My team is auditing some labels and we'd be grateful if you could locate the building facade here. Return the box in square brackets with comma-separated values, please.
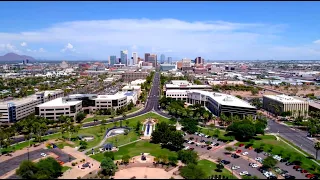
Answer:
[122, 71, 149, 82]
[145, 53, 150, 63]
[120, 50, 128, 66]
[0, 90, 64, 123]
[166, 90, 257, 117]
[263, 94, 309, 117]
[160, 54, 165, 64]
[132, 52, 138, 65]
[110, 55, 117, 66]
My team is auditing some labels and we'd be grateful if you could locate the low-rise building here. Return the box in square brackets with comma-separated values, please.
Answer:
[0, 90, 64, 123]
[122, 71, 149, 82]
[35, 97, 82, 120]
[166, 89, 256, 117]
[263, 94, 309, 117]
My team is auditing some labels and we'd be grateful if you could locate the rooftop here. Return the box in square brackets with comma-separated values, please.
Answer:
[37, 97, 82, 107]
[263, 94, 306, 103]
[95, 93, 126, 100]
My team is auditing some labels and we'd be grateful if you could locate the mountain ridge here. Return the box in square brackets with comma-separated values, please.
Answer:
[0, 53, 36, 61]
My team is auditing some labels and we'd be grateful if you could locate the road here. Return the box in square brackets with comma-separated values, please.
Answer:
[267, 120, 316, 158]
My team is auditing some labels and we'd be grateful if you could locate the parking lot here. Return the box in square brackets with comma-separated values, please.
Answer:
[0, 148, 75, 177]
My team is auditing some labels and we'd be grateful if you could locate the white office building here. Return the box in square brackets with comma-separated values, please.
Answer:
[35, 97, 82, 120]
[166, 90, 257, 117]
[0, 90, 64, 123]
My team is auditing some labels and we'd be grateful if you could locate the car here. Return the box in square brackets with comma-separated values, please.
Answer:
[214, 143, 220, 146]
[195, 132, 199, 135]
[207, 136, 211, 138]
[240, 171, 249, 176]
[280, 158, 289, 163]
[184, 146, 190, 150]
[264, 152, 271, 156]
[207, 146, 212, 150]
[306, 174, 315, 178]
[190, 142, 195, 144]
[286, 162, 295, 166]
[263, 172, 273, 178]
[201, 145, 206, 148]
[190, 147, 195, 151]
[239, 144, 245, 147]
[255, 157, 262, 161]
[301, 169, 308, 173]
[274, 167, 282, 173]
[40, 153, 47, 157]
[205, 135, 209, 138]
[268, 175, 278, 179]
[251, 163, 259, 168]
[285, 175, 296, 179]
[200, 140, 206, 143]
[187, 141, 192, 144]
[220, 160, 230, 165]
[242, 152, 249, 156]
[310, 175, 319, 179]
[196, 143, 200, 146]
[293, 165, 300, 170]
[184, 140, 189, 143]
[236, 149, 242, 153]
[232, 165, 240, 170]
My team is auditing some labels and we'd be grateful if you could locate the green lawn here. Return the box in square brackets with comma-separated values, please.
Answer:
[5, 112, 169, 153]
[62, 166, 72, 173]
[198, 127, 235, 142]
[197, 160, 237, 179]
[91, 140, 178, 162]
[83, 107, 142, 123]
[56, 141, 75, 149]
[235, 135, 320, 175]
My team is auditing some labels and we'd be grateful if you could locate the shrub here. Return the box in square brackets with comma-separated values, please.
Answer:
[72, 162, 76, 166]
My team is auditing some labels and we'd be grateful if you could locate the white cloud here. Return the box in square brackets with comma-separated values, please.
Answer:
[39, 48, 45, 52]
[0, 43, 20, 53]
[61, 43, 75, 52]
[314, 40, 320, 44]
[0, 18, 318, 59]
[20, 42, 27, 47]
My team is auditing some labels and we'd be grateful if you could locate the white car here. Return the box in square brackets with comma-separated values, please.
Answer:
[232, 166, 240, 170]
[184, 146, 190, 150]
[255, 157, 262, 161]
[273, 155, 282, 161]
[242, 152, 249, 156]
[251, 163, 259, 168]
[205, 135, 209, 138]
[195, 132, 199, 135]
[196, 143, 200, 146]
[40, 153, 47, 157]
[187, 141, 192, 144]
[263, 171, 274, 178]
[239, 171, 249, 176]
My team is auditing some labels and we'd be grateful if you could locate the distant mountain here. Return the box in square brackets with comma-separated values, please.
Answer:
[0, 53, 36, 61]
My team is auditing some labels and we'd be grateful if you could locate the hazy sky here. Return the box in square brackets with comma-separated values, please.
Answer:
[0, 2, 320, 60]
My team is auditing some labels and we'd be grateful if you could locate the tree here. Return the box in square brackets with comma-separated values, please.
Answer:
[180, 163, 206, 179]
[226, 121, 256, 140]
[101, 119, 107, 129]
[35, 157, 63, 179]
[104, 151, 115, 160]
[79, 140, 88, 150]
[251, 88, 259, 95]
[76, 112, 86, 123]
[216, 163, 224, 172]
[168, 156, 178, 166]
[262, 156, 277, 169]
[177, 150, 198, 165]
[125, 120, 129, 127]
[181, 118, 198, 134]
[121, 155, 130, 165]
[100, 157, 117, 176]
[314, 141, 320, 160]
[135, 121, 142, 132]
[16, 160, 38, 179]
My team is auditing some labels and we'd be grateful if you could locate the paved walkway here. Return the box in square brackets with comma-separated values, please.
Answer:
[59, 146, 100, 179]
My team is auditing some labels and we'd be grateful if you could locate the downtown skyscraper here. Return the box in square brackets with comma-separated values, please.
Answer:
[120, 50, 128, 65]
[160, 54, 165, 64]
[132, 52, 138, 65]
[109, 55, 117, 66]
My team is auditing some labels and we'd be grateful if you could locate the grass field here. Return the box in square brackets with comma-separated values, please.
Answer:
[91, 140, 178, 162]
[62, 166, 72, 173]
[197, 160, 237, 179]
[235, 135, 320, 175]
[4, 112, 169, 153]
[198, 127, 235, 142]
[83, 107, 142, 123]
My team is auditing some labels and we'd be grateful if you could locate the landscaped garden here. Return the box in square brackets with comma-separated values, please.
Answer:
[91, 140, 178, 161]
[3, 112, 169, 153]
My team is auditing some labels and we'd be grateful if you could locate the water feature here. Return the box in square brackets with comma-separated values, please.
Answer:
[144, 123, 153, 136]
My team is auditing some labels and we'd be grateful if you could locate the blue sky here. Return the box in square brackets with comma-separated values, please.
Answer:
[0, 2, 320, 60]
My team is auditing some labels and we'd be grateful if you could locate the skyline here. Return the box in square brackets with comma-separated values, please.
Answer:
[0, 2, 320, 60]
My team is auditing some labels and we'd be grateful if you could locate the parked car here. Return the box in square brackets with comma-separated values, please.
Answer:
[201, 145, 206, 148]
[184, 146, 190, 150]
[236, 149, 242, 153]
[301, 169, 308, 174]
[232, 165, 240, 170]
[284, 175, 296, 179]
[40, 153, 47, 157]
[285, 162, 295, 166]
[220, 160, 230, 165]
[231, 154, 240, 158]
[255, 157, 262, 161]
[207, 146, 212, 150]
[239, 144, 245, 147]
[242, 152, 249, 156]
[240, 171, 249, 176]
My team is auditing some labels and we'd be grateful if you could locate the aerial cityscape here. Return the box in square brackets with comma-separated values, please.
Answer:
[0, 1, 320, 180]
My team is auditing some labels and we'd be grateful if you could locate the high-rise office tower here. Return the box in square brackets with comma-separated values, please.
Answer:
[120, 50, 128, 65]
[167, 57, 172, 64]
[110, 55, 117, 66]
[145, 53, 150, 63]
[149, 54, 157, 67]
[160, 54, 165, 64]
[132, 52, 138, 65]
[195, 57, 203, 65]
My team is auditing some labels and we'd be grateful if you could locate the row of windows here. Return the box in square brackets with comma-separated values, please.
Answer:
[41, 112, 70, 116]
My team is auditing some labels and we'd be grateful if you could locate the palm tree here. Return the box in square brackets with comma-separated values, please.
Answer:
[315, 142, 320, 160]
